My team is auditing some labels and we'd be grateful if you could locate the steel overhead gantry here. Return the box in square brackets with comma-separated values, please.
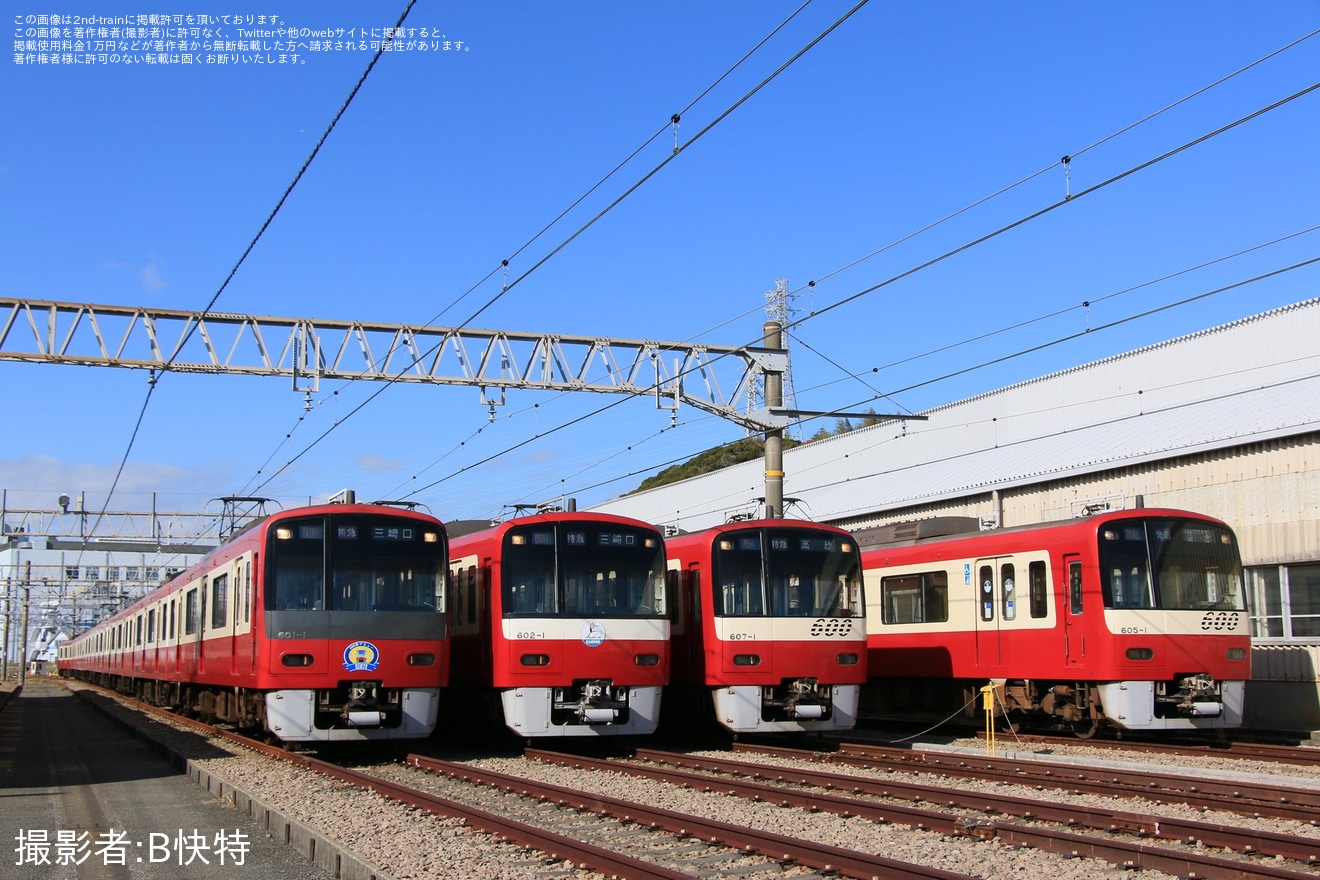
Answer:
[0, 297, 924, 517]
[0, 297, 837, 514]
[0, 296, 787, 424]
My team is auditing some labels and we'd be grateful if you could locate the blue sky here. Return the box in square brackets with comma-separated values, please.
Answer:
[3, 2, 1318, 530]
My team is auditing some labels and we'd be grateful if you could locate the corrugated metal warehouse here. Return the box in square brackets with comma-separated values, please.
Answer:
[591, 298, 1320, 732]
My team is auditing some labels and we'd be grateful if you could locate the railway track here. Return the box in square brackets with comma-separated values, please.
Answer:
[800, 740, 1320, 822]
[56, 681, 1320, 880]
[522, 746, 1320, 880]
[939, 730, 1320, 768]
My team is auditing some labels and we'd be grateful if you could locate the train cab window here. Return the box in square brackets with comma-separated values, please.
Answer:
[269, 525, 326, 611]
[211, 574, 228, 629]
[184, 589, 199, 635]
[879, 571, 948, 624]
[501, 524, 665, 618]
[1029, 561, 1048, 618]
[1000, 563, 1016, 620]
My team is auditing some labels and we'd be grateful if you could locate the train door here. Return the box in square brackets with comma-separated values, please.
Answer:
[247, 558, 258, 677]
[479, 563, 493, 678]
[197, 577, 208, 675]
[1063, 555, 1085, 667]
[973, 558, 1006, 668]
[685, 566, 705, 681]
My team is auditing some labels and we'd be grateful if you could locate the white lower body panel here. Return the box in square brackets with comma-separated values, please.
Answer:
[500, 685, 661, 737]
[712, 684, 860, 734]
[264, 688, 439, 742]
[1095, 680, 1245, 731]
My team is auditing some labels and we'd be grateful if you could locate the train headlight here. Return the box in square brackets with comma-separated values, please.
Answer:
[276, 527, 293, 540]
[423, 531, 439, 543]
[1125, 647, 1153, 661]
[407, 653, 436, 666]
[732, 654, 761, 666]
[520, 653, 551, 666]
[836, 653, 859, 665]
[281, 653, 314, 667]
[634, 653, 660, 666]
[1227, 647, 1247, 661]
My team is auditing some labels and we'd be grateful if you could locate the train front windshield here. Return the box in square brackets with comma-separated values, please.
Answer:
[501, 523, 667, 618]
[713, 528, 863, 618]
[1099, 517, 1245, 611]
[267, 514, 447, 612]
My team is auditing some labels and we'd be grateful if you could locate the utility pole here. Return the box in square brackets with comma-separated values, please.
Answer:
[18, 561, 29, 685]
[2, 571, 10, 680]
[762, 320, 785, 520]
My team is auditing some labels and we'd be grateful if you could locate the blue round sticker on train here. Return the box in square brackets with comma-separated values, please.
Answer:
[580, 621, 606, 647]
[342, 641, 381, 671]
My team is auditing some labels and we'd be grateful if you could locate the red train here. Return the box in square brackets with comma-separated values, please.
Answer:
[58, 499, 449, 742]
[664, 519, 867, 734]
[445, 509, 669, 737]
[855, 508, 1250, 736]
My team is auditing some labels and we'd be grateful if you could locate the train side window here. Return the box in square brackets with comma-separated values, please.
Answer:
[1068, 561, 1083, 614]
[169, 598, 176, 640]
[979, 565, 995, 621]
[463, 566, 475, 624]
[136, 615, 143, 646]
[243, 561, 251, 623]
[1000, 563, 1016, 620]
[211, 574, 228, 629]
[880, 571, 947, 624]
[184, 589, 199, 635]
[1028, 561, 1048, 618]
[147, 609, 155, 643]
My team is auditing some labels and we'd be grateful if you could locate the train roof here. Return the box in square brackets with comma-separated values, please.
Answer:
[853, 507, 1233, 551]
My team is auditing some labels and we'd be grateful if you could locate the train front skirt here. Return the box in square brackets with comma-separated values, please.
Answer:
[265, 687, 440, 741]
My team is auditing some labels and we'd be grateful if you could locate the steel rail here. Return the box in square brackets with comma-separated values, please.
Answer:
[629, 747, 1320, 865]
[807, 742, 1320, 821]
[964, 731, 1320, 769]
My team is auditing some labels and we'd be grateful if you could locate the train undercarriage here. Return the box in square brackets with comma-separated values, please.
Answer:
[863, 672, 1243, 737]
[60, 670, 438, 741]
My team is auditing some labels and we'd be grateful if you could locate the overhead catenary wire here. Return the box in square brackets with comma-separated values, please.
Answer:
[790, 223, 1320, 401]
[85, 0, 420, 549]
[239, 1, 826, 501]
[437, 82, 1320, 513]
[244, 20, 1317, 515]
[245, 1, 874, 499]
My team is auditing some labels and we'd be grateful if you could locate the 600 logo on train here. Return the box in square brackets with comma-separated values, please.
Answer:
[58, 499, 449, 743]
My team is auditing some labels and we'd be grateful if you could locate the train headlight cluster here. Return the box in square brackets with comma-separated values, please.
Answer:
[281, 653, 314, 667]
[1227, 647, 1247, 660]
[836, 653, 859, 665]
[519, 653, 551, 666]
[732, 654, 761, 666]
[406, 653, 436, 666]
[634, 653, 660, 666]
[1125, 647, 1154, 660]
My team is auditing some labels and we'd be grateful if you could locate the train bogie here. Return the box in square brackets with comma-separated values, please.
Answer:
[665, 520, 867, 735]
[857, 509, 1250, 736]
